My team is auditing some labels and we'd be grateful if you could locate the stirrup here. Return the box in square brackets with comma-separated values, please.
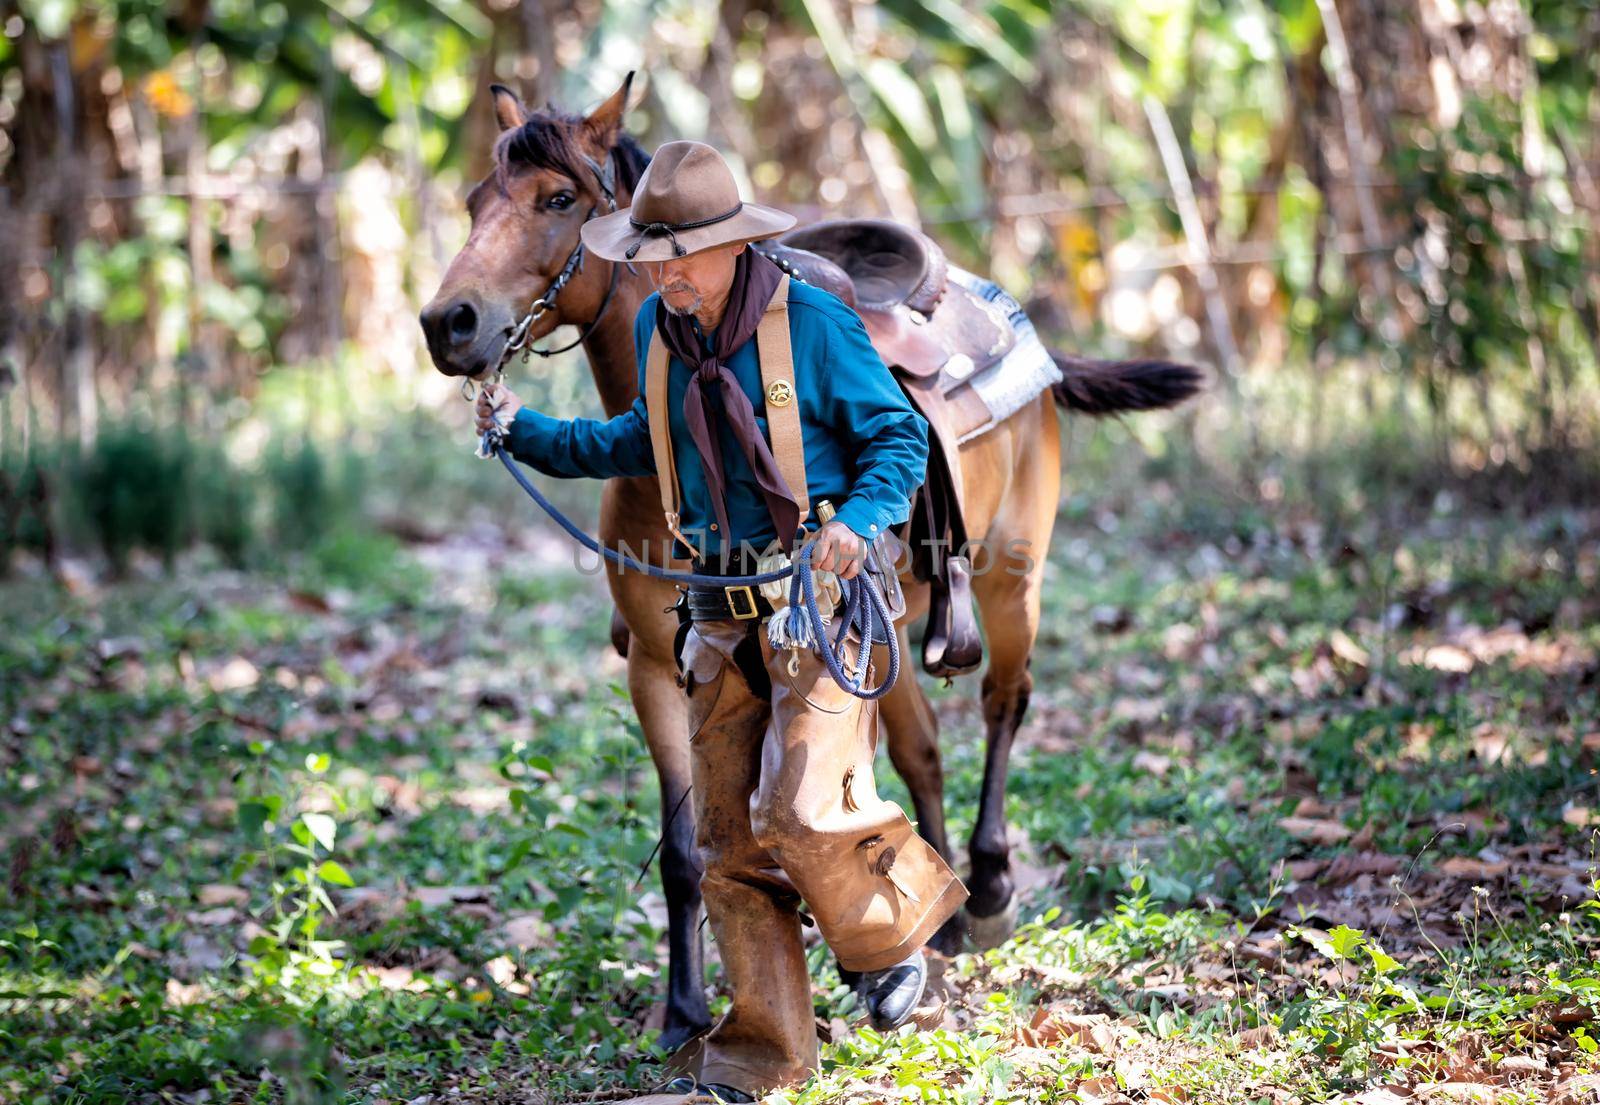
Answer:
[921, 555, 983, 679]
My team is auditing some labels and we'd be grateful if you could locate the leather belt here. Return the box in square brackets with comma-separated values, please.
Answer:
[680, 547, 772, 623]
[680, 547, 845, 623]
[686, 582, 777, 622]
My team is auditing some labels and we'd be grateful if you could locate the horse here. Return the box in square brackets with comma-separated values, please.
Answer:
[420, 74, 1200, 1051]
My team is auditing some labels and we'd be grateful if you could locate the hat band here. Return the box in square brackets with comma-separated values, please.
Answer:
[625, 201, 745, 260]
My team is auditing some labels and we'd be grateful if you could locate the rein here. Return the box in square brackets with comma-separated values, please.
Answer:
[474, 421, 900, 700]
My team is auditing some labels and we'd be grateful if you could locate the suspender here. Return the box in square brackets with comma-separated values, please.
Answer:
[755, 275, 810, 527]
[645, 273, 811, 554]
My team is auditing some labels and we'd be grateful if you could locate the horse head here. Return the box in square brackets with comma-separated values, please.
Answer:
[419, 73, 648, 377]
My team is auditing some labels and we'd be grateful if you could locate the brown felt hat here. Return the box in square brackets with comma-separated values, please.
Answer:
[581, 140, 795, 263]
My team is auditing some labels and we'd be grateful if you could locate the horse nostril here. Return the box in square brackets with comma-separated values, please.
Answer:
[445, 302, 478, 344]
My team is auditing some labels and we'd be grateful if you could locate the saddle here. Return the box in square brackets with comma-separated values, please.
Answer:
[756, 219, 1051, 680]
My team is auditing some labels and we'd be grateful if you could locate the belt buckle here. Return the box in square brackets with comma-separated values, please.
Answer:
[724, 583, 759, 620]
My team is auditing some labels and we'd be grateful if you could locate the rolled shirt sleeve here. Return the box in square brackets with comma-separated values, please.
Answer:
[820, 306, 930, 540]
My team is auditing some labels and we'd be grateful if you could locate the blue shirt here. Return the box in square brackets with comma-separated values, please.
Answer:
[505, 280, 930, 558]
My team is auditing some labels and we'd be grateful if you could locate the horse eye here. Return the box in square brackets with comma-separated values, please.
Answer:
[547, 192, 575, 210]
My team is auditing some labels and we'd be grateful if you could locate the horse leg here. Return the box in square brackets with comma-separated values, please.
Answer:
[964, 400, 1059, 947]
[873, 609, 961, 953]
[627, 633, 711, 1051]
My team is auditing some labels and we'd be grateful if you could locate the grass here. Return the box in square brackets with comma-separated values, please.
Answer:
[3, 422, 1599, 1103]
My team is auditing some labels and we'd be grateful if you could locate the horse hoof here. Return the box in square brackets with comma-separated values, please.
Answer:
[965, 896, 1019, 951]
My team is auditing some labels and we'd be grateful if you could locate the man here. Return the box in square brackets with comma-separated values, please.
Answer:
[475, 140, 967, 1101]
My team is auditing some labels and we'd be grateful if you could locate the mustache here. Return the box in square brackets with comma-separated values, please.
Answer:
[663, 281, 697, 294]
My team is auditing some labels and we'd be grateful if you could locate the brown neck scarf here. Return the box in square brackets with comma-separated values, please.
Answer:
[655, 247, 801, 555]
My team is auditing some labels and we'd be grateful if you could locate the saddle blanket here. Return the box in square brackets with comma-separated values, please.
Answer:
[946, 267, 1062, 444]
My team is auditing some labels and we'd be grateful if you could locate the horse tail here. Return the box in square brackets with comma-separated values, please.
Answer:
[1048, 351, 1205, 416]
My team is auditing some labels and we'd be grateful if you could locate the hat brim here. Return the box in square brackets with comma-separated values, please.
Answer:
[581, 201, 797, 263]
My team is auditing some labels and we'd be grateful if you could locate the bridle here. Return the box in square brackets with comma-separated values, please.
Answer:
[473, 148, 624, 389]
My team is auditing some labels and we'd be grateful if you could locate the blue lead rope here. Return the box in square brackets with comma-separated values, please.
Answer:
[483, 432, 900, 700]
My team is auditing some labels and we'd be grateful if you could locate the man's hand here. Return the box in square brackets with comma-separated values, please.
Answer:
[475, 382, 524, 434]
[810, 519, 866, 580]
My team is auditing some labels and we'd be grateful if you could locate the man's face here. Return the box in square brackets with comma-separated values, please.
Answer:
[646, 242, 744, 317]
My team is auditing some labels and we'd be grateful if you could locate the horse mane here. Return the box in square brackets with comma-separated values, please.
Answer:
[490, 105, 651, 199]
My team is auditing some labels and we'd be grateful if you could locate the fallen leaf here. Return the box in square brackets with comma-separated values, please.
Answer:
[1280, 816, 1353, 845]
[1402, 645, 1475, 674]
[1438, 856, 1509, 880]
[1330, 629, 1370, 668]
[207, 657, 260, 692]
[413, 885, 492, 908]
[1497, 1054, 1545, 1074]
[1411, 1084, 1494, 1102]
[187, 907, 238, 926]
[1346, 1089, 1412, 1105]
[1551, 1074, 1600, 1105]
[1076, 1075, 1120, 1101]
[1031, 1009, 1119, 1052]
[1233, 1025, 1279, 1049]
[1132, 750, 1172, 777]
[197, 884, 249, 907]
[500, 913, 551, 951]
[165, 977, 205, 1006]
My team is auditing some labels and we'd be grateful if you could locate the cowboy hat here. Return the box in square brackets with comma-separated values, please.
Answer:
[581, 140, 795, 263]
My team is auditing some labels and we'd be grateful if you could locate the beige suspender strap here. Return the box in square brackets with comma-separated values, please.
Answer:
[645, 331, 691, 550]
[755, 274, 811, 534]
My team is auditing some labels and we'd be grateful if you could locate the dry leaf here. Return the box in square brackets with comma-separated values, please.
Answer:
[197, 884, 249, 907]
[1280, 816, 1353, 845]
[1132, 750, 1172, 777]
[1551, 1074, 1600, 1105]
[165, 977, 205, 1006]
[1076, 1075, 1120, 1101]
[1233, 1025, 1279, 1049]
[207, 657, 260, 692]
[1346, 1089, 1412, 1105]
[1437, 856, 1509, 880]
[411, 885, 492, 908]
[187, 907, 238, 926]
[1402, 645, 1475, 674]
[1031, 1009, 1119, 1052]
[1330, 629, 1370, 668]
[1411, 1083, 1494, 1102]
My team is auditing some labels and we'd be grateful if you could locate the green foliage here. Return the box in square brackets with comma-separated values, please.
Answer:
[188, 440, 260, 568]
[265, 440, 336, 550]
[233, 746, 357, 994]
[0, 447, 56, 567]
[72, 423, 192, 573]
[4, 454, 1599, 1100]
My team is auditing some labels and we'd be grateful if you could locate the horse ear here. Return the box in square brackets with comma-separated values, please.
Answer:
[582, 71, 635, 145]
[491, 83, 526, 132]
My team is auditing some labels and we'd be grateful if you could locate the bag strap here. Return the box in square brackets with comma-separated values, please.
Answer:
[755, 274, 811, 538]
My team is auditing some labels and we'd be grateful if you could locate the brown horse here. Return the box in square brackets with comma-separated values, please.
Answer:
[420, 75, 1199, 1051]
